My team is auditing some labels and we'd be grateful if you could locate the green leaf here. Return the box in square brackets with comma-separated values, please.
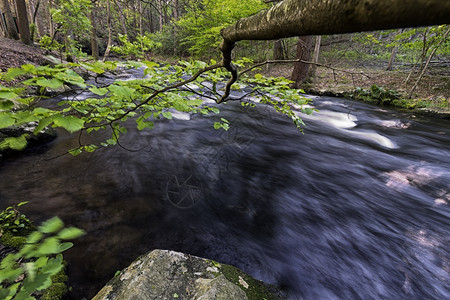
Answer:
[41, 254, 63, 275]
[0, 99, 14, 110]
[22, 272, 53, 292]
[108, 85, 135, 100]
[0, 113, 16, 129]
[143, 61, 159, 68]
[0, 267, 23, 283]
[33, 117, 53, 135]
[21, 64, 36, 73]
[162, 111, 172, 119]
[36, 237, 60, 255]
[57, 227, 85, 240]
[52, 115, 84, 133]
[35, 257, 49, 269]
[68, 148, 82, 156]
[0, 90, 18, 100]
[57, 242, 74, 252]
[0, 135, 27, 151]
[80, 63, 105, 74]
[26, 231, 43, 244]
[89, 87, 109, 96]
[35, 78, 64, 89]
[55, 69, 86, 88]
[38, 217, 64, 234]
[32, 107, 53, 115]
[2, 67, 27, 81]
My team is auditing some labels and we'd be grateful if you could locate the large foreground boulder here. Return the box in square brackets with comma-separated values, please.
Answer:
[93, 249, 284, 300]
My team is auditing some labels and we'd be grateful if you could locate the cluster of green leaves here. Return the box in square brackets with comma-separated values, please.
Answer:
[51, 0, 92, 37]
[0, 216, 85, 299]
[351, 85, 401, 105]
[391, 25, 450, 58]
[322, 25, 450, 65]
[246, 74, 315, 131]
[111, 34, 162, 59]
[176, 0, 268, 56]
[0, 63, 89, 151]
[0, 202, 32, 236]
[38, 36, 64, 52]
[1, 58, 312, 154]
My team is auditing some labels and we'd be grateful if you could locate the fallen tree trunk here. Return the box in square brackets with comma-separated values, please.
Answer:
[221, 0, 449, 43]
[217, 0, 450, 102]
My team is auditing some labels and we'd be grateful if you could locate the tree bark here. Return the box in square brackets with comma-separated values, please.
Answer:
[46, 0, 53, 38]
[221, 0, 450, 43]
[15, 0, 33, 45]
[291, 36, 313, 88]
[1, 0, 19, 39]
[103, 0, 113, 61]
[309, 35, 321, 78]
[158, 0, 163, 31]
[90, 1, 98, 60]
[273, 39, 284, 60]
[386, 45, 399, 71]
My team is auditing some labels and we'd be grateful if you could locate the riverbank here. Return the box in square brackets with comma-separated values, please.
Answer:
[263, 62, 449, 117]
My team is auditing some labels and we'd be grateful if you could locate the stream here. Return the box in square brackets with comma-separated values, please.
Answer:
[0, 79, 449, 299]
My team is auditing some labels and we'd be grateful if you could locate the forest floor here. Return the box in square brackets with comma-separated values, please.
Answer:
[0, 37, 50, 71]
[263, 61, 450, 114]
[1, 37, 449, 115]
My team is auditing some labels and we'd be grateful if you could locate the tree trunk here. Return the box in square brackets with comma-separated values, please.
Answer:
[291, 36, 313, 88]
[309, 35, 321, 78]
[386, 29, 403, 71]
[138, 0, 143, 36]
[1, 0, 19, 39]
[90, 1, 98, 60]
[15, 0, 33, 45]
[173, 0, 178, 20]
[158, 0, 163, 31]
[172, 0, 179, 55]
[221, 0, 450, 43]
[273, 39, 284, 60]
[47, 0, 53, 38]
[103, 0, 113, 61]
[32, 0, 44, 38]
[386, 45, 399, 71]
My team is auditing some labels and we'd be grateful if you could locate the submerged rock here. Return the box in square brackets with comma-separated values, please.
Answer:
[93, 249, 284, 300]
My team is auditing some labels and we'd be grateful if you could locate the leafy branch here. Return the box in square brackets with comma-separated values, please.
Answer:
[1, 58, 313, 155]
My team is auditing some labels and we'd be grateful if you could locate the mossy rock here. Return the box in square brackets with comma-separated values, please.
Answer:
[93, 249, 285, 300]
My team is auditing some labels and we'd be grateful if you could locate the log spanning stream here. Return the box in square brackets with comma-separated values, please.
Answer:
[0, 73, 449, 299]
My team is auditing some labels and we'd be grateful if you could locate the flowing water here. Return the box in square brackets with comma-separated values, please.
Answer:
[0, 82, 449, 299]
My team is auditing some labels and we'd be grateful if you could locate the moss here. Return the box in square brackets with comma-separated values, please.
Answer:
[0, 231, 27, 248]
[209, 260, 285, 300]
[41, 282, 68, 300]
